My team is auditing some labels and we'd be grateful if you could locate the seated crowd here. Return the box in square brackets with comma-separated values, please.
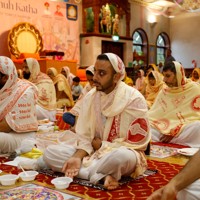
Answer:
[1, 53, 200, 198]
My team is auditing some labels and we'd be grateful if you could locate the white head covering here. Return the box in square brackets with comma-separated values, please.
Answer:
[86, 65, 94, 75]
[173, 61, 187, 87]
[25, 58, 41, 83]
[0, 56, 37, 121]
[104, 53, 125, 81]
[0, 56, 18, 92]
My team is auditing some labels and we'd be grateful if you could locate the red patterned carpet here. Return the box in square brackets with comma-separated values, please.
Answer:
[0, 157, 183, 200]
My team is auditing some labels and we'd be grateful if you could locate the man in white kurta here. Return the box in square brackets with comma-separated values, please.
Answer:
[0, 56, 38, 153]
[43, 53, 151, 190]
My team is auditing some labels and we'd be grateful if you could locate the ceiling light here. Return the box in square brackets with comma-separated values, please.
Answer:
[147, 14, 157, 23]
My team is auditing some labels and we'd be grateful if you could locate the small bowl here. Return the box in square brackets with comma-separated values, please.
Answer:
[51, 177, 73, 189]
[0, 174, 19, 186]
[19, 171, 38, 181]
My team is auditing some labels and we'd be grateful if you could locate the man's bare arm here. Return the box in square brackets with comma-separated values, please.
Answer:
[170, 149, 200, 192]
[147, 150, 200, 200]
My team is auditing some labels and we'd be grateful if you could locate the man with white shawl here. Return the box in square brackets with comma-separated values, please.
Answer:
[148, 61, 200, 147]
[0, 56, 38, 153]
[23, 58, 57, 122]
[43, 53, 151, 190]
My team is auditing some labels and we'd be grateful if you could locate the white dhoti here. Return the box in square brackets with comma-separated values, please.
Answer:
[43, 144, 137, 184]
[177, 179, 200, 200]
[151, 121, 200, 148]
[0, 132, 35, 154]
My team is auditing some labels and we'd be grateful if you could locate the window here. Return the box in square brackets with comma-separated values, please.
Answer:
[133, 31, 143, 55]
[156, 33, 170, 65]
[132, 29, 148, 66]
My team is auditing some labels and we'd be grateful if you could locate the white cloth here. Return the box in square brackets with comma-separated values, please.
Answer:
[81, 82, 93, 97]
[177, 179, 200, 200]
[43, 54, 150, 183]
[0, 132, 35, 154]
[44, 144, 137, 184]
[25, 58, 57, 112]
[36, 104, 56, 122]
[151, 119, 200, 148]
[148, 61, 200, 147]
[44, 82, 150, 182]
[75, 82, 150, 155]
[62, 66, 75, 88]
[5, 86, 38, 132]
[86, 65, 94, 75]
[104, 53, 125, 81]
[0, 56, 38, 153]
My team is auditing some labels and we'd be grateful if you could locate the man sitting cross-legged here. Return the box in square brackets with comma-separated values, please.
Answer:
[148, 61, 200, 147]
[42, 53, 151, 190]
